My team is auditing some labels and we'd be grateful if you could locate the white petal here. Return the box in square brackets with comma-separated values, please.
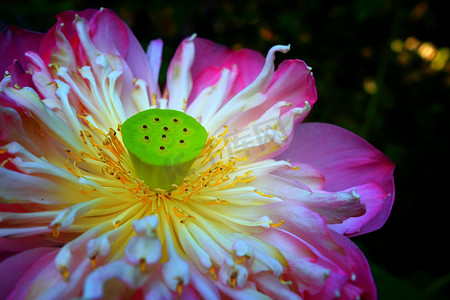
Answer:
[167, 35, 195, 111]
[162, 255, 190, 291]
[204, 45, 290, 134]
[146, 38, 163, 99]
[83, 260, 148, 299]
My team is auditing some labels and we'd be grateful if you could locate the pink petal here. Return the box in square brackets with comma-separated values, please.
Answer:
[89, 9, 154, 91]
[287, 257, 331, 295]
[38, 9, 97, 64]
[0, 236, 58, 252]
[272, 162, 325, 190]
[260, 201, 351, 274]
[0, 247, 54, 299]
[0, 26, 43, 78]
[189, 265, 220, 300]
[213, 281, 271, 300]
[278, 122, 395, 236]
[188, 38, 265, 106]
[331, 230, 376, 299]
[246, 59, 317, 126]
[329, 182, 387, 235]
[252, 271, 302, 300]
[166, 36, 195, 110]
[267, 60, 317, 109]
[6, 248, 59, 299]
[38, 10, 96, 65]
[146, 39, 163, 98]
[0, 27, 43, 102]
[257, 228, 317, 261]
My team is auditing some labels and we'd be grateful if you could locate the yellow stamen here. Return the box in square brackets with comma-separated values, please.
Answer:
[173, 207, 188, 218]
[52, 224, 60, 237]
[65, 148, 83, 162]
[279, 276, 292, 285]
[60, 266, 70, 281]
[80, 188, 96, 194]
[228, 275, 237, 288]
[183, 193, 192, 203]
[231, 154, 249, 161]
[80, 151, 98, 161]
[201, 138, 230, 167]
[177, 282, 183, 296]
[291, 166, 300, 170]
[152, 93, 157, 106]
[270, 220, 285, 228]
[114, 221, 120, 229]
[254, 190, 275, 198]
[90, 257, 96, 269]
[210, 266, 218, 280]
[79, 130, 87, 144]
[65, 159, 81, 178]
[1, 159, 10, 168]
[203, 199, 229, 205]
[232, 252, 247, 264]
[140, 258, 146, 273]
[180, 216, 195, 224]
[219, 125, 229, 137]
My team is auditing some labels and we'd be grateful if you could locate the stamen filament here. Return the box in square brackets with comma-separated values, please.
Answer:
[270, 220, 285, 228]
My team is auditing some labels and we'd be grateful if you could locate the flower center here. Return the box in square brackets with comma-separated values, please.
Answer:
[121, 109, 208, 191]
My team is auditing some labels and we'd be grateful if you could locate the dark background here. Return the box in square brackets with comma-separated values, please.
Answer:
[1, 0, 449, 298]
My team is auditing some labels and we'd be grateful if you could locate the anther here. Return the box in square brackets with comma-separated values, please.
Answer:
[140, 258, 146, 272]
[210, 266, 218, 280]
[279, 276, 292, 285]
[228, 273, 238, 288]
[270, 220, 285, 228]
[60, 266, 70, 281]
[114, 221, 120, 229]
[177, 281, 183, 296]
[52, 223, 61, 237]
[90, 257, 96, 269]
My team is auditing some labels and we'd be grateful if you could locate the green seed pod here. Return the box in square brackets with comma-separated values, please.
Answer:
[121, 109, 208, 191]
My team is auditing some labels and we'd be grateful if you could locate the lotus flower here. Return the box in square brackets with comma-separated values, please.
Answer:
[0, 8, 394, 300]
